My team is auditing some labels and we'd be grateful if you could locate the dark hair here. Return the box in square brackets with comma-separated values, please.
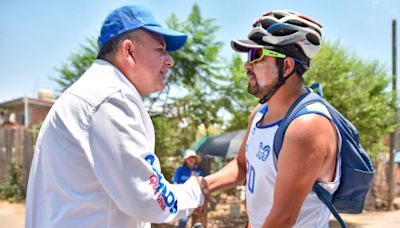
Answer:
[97, 30, 140, 63]
[274, 44, 310, 77]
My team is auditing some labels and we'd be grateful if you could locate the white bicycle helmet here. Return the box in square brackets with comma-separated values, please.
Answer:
[233, 10, 322, 59]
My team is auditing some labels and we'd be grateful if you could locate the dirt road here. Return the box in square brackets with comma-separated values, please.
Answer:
[0, 201, 24, 228]
[1, 200, 400, 228]
[330, 210, 400, 228]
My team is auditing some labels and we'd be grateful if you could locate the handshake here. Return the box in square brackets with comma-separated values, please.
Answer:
[191, 175, 210, 214]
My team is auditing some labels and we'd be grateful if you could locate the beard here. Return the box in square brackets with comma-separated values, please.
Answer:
[247, 62, 280, 101]
[247, 67, 278, 99]
[247, 73, 267, 98]
[247, 81, 260, 97]
[247, 71, 261, 97]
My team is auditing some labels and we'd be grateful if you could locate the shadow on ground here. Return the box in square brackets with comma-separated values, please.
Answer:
[330, 220, 360, 228]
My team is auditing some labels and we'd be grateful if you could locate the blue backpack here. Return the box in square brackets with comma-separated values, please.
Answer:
[273, 91, 375, 228]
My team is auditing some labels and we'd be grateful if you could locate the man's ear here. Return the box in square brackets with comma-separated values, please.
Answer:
[283, 57, 296, 77]
[120, 39, 136, 64]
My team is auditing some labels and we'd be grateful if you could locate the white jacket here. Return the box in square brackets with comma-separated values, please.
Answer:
[25, 60, 204, 228]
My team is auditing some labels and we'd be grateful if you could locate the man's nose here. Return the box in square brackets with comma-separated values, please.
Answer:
[165, 54, 174, 67]
[244, 61, 252, 70]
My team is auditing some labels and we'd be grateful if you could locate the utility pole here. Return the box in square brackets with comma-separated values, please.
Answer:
[388, 19, 397, 211]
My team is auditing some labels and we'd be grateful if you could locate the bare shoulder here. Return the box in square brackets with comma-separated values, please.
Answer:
[283, 113, 337, 158]
[271, 114, 339, 222]
[287, 113, 336, 140]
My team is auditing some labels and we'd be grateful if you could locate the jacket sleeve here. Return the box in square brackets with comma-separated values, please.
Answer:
[85, 93, 204, 223]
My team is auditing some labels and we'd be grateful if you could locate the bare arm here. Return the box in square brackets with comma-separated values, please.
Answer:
[262, 114, 338, 227]
[204, 104, 261, 193]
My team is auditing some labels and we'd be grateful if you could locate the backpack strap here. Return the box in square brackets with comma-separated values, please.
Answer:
[273, 92, 321, 157]
[313, 184, 346, 228]
[273, 92, 347, 228]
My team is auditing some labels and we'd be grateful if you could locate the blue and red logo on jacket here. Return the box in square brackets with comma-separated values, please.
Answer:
[145, 154, 178, 214]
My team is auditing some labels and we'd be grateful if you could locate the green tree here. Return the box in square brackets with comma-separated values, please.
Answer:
[149, 4, 230, 174]
[305, 41, 396, 160]
[222, 54, 258, 131]
[150, 3, 225, 127]
[51, 38, 98, 93]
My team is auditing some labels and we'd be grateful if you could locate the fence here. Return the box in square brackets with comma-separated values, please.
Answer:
[0, 127, 35, 192]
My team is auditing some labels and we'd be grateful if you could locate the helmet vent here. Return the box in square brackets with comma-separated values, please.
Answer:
[287, 19, 308, 28]
[273, 12, 285, 19]
[306, 33, 320, 45]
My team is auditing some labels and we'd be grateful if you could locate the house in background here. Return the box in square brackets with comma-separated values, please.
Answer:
[0, 89, 54, 128]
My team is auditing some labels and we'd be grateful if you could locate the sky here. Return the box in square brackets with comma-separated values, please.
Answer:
[0, 0, 399, 103]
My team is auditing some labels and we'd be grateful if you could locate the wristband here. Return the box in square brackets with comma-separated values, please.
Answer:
[200, 177, 209, 195]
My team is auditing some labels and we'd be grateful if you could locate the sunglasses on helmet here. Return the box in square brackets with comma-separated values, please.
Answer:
[248, 48, 286, 64]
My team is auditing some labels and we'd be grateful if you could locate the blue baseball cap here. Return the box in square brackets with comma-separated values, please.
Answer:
[98, 5, 188, 51]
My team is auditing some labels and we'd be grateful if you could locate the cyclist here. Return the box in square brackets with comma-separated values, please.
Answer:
[203, 10, 339, 228]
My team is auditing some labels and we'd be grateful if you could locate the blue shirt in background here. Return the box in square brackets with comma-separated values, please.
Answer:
[171, 165, 204, 184]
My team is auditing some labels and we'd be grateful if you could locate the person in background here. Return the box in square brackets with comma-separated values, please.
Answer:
[172, 149, 204, 228]
[172, 150, 204, 185]
[25, 5, 207, 228]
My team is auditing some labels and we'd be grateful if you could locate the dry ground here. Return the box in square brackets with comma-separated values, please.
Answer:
[0, 201, 25, 228]
[2, 198, 400, 228]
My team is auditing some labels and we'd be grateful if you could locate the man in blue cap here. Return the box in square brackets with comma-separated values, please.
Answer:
[26, 5, 206, 228]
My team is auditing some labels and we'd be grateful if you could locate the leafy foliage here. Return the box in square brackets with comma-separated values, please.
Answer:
[51, 38, 98, 93]
[150, 3, 225, 130]
[222, 54, 258, 131]
[149, 4, 230, 175]
[0, 160, 25, 202]
[305, 41, 396, 159]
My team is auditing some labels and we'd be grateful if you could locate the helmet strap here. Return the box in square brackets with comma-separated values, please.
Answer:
[259, 58, 296, 104]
